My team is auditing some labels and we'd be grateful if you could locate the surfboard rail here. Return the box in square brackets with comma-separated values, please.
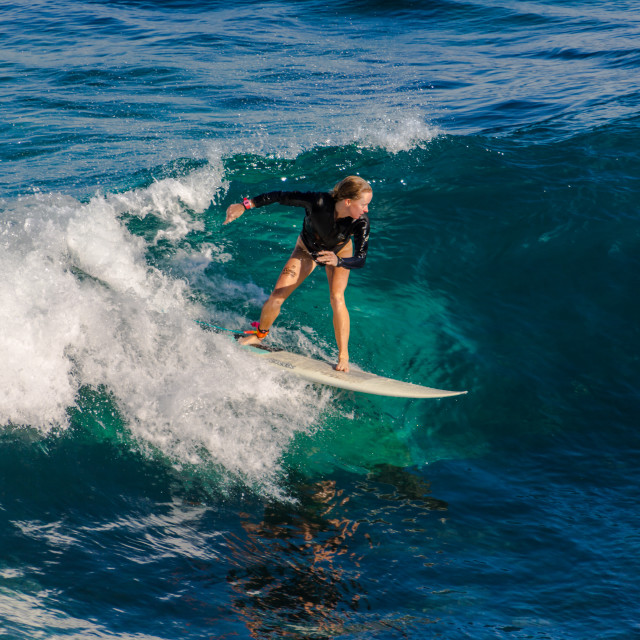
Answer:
[243, 344, 467, 399]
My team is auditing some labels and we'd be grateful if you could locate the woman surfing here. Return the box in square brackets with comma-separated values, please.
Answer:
[224, 176, 372, 372]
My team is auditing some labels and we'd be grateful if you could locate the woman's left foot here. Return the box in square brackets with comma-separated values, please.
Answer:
[335, 358, 350, 372]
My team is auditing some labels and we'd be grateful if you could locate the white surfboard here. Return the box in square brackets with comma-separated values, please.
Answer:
[242, 344, 467, 399]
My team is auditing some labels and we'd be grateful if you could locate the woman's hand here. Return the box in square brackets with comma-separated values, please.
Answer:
[224, 203, 245, 225]
[315, 250, 339, 266]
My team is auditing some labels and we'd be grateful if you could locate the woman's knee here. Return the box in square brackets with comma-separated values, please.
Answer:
[267, 290, 288, 309]
[329, 291, 346, 310]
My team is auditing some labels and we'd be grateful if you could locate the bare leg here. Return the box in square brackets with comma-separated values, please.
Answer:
[240, 238, 316, 345]
[326, 242, 352, 371]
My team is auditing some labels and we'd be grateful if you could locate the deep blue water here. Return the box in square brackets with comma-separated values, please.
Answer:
[1, 0, 639, 638]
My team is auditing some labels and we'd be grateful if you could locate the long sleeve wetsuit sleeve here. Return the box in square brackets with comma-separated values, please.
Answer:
[251, 191, 313, 209]
[337, 216, 369, 269]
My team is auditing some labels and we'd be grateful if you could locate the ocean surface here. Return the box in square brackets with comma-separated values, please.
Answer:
[1, 0, 639, 637]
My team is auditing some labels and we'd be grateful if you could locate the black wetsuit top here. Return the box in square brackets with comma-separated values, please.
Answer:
[251, 191, 370, 270]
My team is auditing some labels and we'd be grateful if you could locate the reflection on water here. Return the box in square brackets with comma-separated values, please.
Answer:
[225, 479, 364, 638]
[224, 465, 446, 638]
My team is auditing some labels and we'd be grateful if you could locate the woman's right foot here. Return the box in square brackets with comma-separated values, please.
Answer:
[239, 334, 262, 346]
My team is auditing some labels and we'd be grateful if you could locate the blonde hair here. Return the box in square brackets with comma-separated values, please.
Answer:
[331, 176, 372, 202]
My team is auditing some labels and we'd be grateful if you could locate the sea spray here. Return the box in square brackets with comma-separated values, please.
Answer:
[0, 180, 329, 494]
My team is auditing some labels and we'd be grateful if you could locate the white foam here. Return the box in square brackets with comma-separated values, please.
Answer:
[354, 113, 441, 153]
[0, 167, 328, 495]
[215, 111, 440, 159]
[98, 151, 227, 245]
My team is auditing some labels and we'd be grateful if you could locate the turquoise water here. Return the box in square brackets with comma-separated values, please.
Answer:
[1, 1, 639, 638]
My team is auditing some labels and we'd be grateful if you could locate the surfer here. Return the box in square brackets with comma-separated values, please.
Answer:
[224, 176, 372, 372]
